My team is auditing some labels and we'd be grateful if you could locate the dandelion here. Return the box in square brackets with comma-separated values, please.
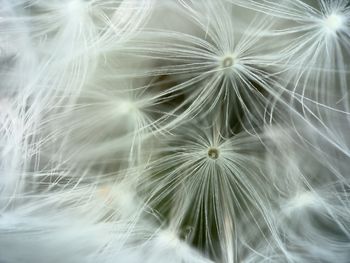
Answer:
[120, 0, 286, 132]
[1, 0, 350, 262]
[140, 120, 281, 262]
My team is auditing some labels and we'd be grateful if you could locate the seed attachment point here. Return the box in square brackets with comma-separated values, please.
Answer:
[222, 56, 234, 68]
[324, 13, 344, 32]
[207, 147, 219, 160]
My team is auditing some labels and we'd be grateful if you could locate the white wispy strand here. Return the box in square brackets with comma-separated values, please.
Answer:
[230, 0, 350, 156]
[120, 1, 284, 132]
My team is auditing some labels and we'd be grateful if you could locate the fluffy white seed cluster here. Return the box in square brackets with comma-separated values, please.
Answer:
[1, 0, 350, 262]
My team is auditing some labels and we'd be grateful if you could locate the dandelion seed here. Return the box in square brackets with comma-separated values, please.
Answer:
[118, 100, 139, 116]
[221, 54, 236, 69]
[141, 121, 278, 262]
[122, 1, 282, 131]
[207, 147, 219, 159]
[282, 190, 319, 215]
[324, 13, 344, 32]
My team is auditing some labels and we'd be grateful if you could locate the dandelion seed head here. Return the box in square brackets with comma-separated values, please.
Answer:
[222, 56, 234, 68]
[118, 100, 138, 115]
[220, 54, 238, 70]
[67, 0, 83, 10]
[66, 0, 89, 15]
[323, 13, 344, 33]
[207, 147, 219, 160]
[97, 185, 138, 216]
[283, 191, 319, 215]
[3, 0, 350, 262]
[158, 230, 182, 248]
[292, 191, 316, 208]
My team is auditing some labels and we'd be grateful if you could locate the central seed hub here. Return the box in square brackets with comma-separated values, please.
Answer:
[324, 14, 343, 32]
[207, 148, 219, 160]
[222, 56, 234, 68]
